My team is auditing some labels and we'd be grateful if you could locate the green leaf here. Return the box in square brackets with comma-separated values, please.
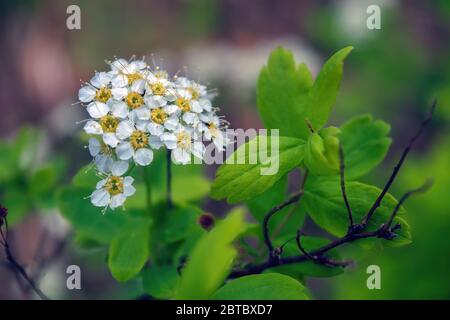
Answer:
[212, 273, 310, 300]
[307, 47, 353, 130]
[72, 165, 100, 189]
[162, 205, 203, 243]
[211, 136, 305, 203]
[257, 47, 313, 139]
[303, 176, 411, 246]
[340, 114, 392, 179]
[142, 265, 180, 299]
[175, 210, 248, 299]
[2, 186, 31, 226]
[108, 220, 151, 282]
[272, 236, 344, 278]
[57, 186, 129, 244]
[246, 177, 306, 236]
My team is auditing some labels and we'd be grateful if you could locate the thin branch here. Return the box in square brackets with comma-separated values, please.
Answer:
[295, 230, 316, 261]
[361, 100, 436, 226]
[383, 178, 433, 231]
[262, 191, 304, 261]
[339, 144, 355, 231]
[272, 170, 309, 239]
[0, 218, 49, 300]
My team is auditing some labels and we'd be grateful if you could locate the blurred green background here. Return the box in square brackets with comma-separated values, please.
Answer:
[0, 0, 449, 299]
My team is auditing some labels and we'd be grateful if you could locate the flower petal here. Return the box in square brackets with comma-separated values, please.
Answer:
[111, 160, 129, 176]
[110, 194, 126, 209]
[111, 101, 129, 118]
[91, 189, 110, 207]
[87, 102, 110, 119]
[123, 184, 136, 197]
[88, 138, 101, 156]
[78, 86, 96, 103]
[116, 142, 134, 160]
[116, 121, 134, 139]
[134, 148, 153, 166]
[103, 133, 119, 147]
[84, 120, 103, 135]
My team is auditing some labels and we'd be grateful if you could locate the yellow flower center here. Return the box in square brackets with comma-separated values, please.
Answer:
[188, 87, 200, 100]
[125, 92, 144, 109]
[127, 72, 142, 85]
[104, 176, 124, 195]
[150, 82, 166, 96]
[176, 97, 191, 112]
[99, 115, 119, 133]
[130, 130, 149, 150]
[100, 141, 113, 155]
[177, 131, 191, 150]
[151, 108, 168, 125]
[95, 87, 112, 103]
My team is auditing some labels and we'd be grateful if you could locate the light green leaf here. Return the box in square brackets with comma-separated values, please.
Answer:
[303, 176, 411, 246]
[142, 265, 180, 299]
[175, 210, 248, 299]
[340, 114, 392, 179]
[211, 136, 305, 203]
[108, 220, 151, 282]
[212, 273, 310, 300]
[2, 186, 31, 226]
[307, 46, 353, 130]
[257, 47, 313, 139]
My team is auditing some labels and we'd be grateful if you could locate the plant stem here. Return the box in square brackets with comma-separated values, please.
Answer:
[166, 149, 173, 209]
[142, 166, 152, 215]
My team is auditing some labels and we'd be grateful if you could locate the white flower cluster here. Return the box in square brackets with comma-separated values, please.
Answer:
[78, 58, 229, 210]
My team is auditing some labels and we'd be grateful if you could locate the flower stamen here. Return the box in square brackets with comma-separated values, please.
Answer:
[176, 97, 191, 112]
[151, 108, 168, 125]
[95, 87, 112, 103]
[130, 130, 149, 150]
[99, 115, 119, 133]
[126, 92, 144, 109]
[105, 176, 124, 195]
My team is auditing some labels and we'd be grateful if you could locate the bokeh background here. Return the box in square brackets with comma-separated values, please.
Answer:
[0, 0, 449, 299]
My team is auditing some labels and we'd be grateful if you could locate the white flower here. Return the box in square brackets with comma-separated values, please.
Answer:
[199, 113, 229, 150]
[115, 122, 155, 166]
[78, 72, 113, 104]
[161, 127, 205, 164]
[90, 161, 136, 210]
[109, 59, 148, 88]
[145, 72, 176, 105]
[88, 138, 115, 173]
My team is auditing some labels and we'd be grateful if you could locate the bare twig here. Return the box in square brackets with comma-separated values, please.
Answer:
[381, 178, 433, 234]
[262, 191, 304, 261]
[361, 100, 436, 227]
[229, 101, 436, 279]
[0, 216, 49, 300]
[339, 145, 356, 232]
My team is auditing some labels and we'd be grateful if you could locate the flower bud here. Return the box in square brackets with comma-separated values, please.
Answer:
[304, 126, 341, 175]
[198, 213, 215, 230]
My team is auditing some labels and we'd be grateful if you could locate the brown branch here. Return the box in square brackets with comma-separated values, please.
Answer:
[339, 144, 357, 232]
[230, 101, 436, 279]
[0, 216, 49, 300]
[361, 100, 436, 227]
[262, 191, 304, 261]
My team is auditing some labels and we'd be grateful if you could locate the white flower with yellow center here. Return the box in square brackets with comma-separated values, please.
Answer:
[83, 101, 129, 147]
[90, 161, 136, 210]
[109, 58, 148, 88]
[88, 137, 115, 173]
[78, 72, 113, 104]
[160, 127, 205, 164]
[198, 113, 229, 151]
[144, 71, 176, 106]
[115, 121, 157, 166]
